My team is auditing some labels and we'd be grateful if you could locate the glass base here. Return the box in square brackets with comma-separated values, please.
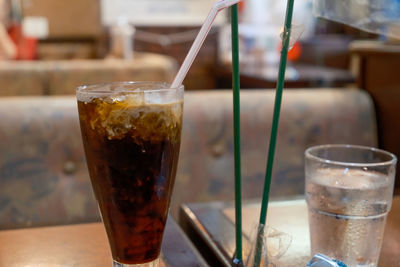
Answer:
[113, 258, 159, 267]
[245, 224, 292, 267]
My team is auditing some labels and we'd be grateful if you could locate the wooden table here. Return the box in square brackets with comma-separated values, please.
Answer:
[180, 196, 400, 267]
[0, 217, 207, 267]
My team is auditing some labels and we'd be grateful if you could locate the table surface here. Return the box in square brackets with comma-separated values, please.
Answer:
[350, 40, 400, 54]
[0, 217, 207, 267]
[181, 196, 400, 267]
[214, 63, 355, 89]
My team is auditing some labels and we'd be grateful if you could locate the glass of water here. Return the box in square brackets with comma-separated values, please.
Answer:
[305, 144, 397, 267]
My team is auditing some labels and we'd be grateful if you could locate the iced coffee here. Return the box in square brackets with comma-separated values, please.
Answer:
[77, 82, 183, 265]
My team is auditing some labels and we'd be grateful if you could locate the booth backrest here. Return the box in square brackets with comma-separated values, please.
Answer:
[0, 89, 378, 229]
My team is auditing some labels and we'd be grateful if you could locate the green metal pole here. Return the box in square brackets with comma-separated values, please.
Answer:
[231, 4, 243, 265]
[253, 0, 295, 266]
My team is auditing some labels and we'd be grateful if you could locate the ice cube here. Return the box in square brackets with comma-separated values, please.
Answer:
[111, 94, 126, 103]
[145, 91, 163, 104]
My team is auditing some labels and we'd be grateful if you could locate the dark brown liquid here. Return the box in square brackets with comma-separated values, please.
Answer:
[78, 97, 182, 264]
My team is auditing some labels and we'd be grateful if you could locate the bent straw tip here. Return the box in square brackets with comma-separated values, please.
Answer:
[216, 0, 242, 10]
[170, 0, 243, 89]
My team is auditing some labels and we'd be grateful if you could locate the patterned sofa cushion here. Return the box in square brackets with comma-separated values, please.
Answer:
[172, 89, 377, 219]
[0, 89, 378, 229]
[0, 97, 98, 229]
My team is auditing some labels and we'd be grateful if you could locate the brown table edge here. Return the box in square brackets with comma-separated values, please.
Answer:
[0, 217, 209, 267]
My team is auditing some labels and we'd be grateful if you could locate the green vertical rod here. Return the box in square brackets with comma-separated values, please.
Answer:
[231, 4, 243, 264]
[253, 0, 295, 266]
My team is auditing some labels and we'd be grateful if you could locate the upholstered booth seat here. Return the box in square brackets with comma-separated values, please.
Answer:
[0, 89, 377, 229]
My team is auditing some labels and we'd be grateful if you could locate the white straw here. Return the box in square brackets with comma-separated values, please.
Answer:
[170, 0, 242, 89]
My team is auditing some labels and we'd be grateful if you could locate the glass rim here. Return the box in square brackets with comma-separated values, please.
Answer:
[305, 144, 397, 167]
[76, 81, 184, 95]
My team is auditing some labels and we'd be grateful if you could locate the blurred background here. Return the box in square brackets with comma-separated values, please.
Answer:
[0, 0, 400, 230]
[1, 0, 399, 158]
[1, 0, 399, 168]
[1, 0, 397, 90]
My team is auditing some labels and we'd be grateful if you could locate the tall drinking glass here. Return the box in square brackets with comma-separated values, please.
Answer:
[305, 144, 397, 267]
[77, 82, 184, 267]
